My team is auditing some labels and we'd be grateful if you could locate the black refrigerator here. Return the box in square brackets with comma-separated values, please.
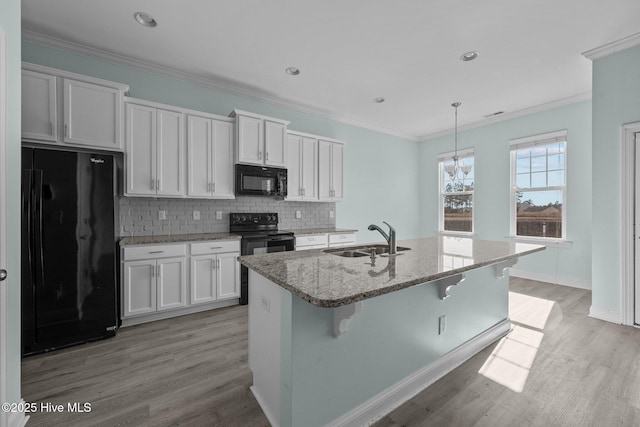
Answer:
[21, 147, 118, 356]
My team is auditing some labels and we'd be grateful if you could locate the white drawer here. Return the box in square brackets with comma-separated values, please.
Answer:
[297, 244, 328, 251]
[329, 233, 356, 245]
[295, 234, 328, 248]
[190, 240, 240, 255]
[123, 243, 186, 261]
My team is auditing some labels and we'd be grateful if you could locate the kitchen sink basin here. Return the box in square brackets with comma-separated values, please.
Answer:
[325, 245, 411, 258]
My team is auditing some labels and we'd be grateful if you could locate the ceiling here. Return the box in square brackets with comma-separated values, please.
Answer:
[21, 0, 640, 140]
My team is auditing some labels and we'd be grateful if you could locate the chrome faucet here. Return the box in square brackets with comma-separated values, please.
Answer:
[368, 221, 397, 255]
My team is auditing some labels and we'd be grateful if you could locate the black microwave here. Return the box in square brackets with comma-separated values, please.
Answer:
[235, 164, 287, 198]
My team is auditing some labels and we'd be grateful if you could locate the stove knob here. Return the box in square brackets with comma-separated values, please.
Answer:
[240, 215, 247, 222]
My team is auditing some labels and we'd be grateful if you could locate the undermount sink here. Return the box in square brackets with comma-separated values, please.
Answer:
[325, 244, 411, 258]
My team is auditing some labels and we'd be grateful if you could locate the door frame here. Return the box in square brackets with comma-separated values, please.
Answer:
[0, 25, 8, 427]
[621, 122, 640, 326]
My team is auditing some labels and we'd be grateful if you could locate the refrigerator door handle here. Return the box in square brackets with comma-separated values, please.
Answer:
[33, 169, 45, 288]
[22, 168, 34, 286]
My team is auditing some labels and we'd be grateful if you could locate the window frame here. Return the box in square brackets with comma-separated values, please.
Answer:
[509, 130, 567, 243]
[438, 148, 475, 236]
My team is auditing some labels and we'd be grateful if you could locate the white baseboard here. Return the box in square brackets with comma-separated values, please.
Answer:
[589, 305, 622, 324]
[120, 299, 239, 327]
[510, 269, 591, 290]
[327, 319, 512, 427]
[8, 399, 29, 427]
[250, 386, 279, 427]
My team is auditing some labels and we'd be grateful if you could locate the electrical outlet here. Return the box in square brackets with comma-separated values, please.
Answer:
[439, 315, 447, 335]
[329, 210, 334, 218]
[193, 210, 200, 220]
[216, 211, 223, 220]
[261, 296, 271, 313]
[158, 210, 167, 220]
[295, 210, 302, 219]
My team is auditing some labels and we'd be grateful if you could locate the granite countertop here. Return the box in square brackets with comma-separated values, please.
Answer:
[119, 232, 241, 246]
[238, 236, 545, 308]
[286, 228, 358, 235]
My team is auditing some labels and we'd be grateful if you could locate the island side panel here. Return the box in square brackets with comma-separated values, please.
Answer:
[289, 264, 509, 427]
[248, 270, 286, 426]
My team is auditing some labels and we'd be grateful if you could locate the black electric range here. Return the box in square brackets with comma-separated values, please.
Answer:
[230, 213, 295, 304]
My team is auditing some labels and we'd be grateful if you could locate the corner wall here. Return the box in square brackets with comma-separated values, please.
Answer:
[591, 44, 640, 318]
[419, 101, 592, 288]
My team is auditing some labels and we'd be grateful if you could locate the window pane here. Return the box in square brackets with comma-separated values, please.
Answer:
[531, 171, 546, 187]
[548, 170, 564, 186]
[444, 194, 473, 232]
[531, 146, 547, 157]
[548, 154, 564, 170]
[547, 143, 565, 154]
[516, 173, 530, 188]
[516, 150, 530, 159]
[516, 190, 562, 238]
[516, 157, 530, 174]
[530, 156, 546, 173]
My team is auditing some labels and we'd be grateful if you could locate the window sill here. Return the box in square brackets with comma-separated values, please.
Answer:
[440, 231, 476, 238]
[508, 236, 573, 248]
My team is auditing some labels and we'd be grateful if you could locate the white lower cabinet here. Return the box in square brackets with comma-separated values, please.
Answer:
[122, 244, 187, 318]
[328, 233, 357, 248]
[295, 234, 329, 250]
[121, 239, 240, 325]
[190, 241, 240, 304]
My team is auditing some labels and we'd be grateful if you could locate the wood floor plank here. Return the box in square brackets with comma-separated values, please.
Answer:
[22, 279, 640, 426]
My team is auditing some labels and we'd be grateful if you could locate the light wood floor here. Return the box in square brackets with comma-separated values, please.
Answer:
[22, 278, 640, 426]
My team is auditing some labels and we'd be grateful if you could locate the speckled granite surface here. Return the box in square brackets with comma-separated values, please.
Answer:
[120, 233, 241, 246]
[238, 236, 545, 308]
[286, 228, 358, 235]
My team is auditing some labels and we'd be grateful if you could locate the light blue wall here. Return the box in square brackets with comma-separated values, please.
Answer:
[22, 41, 422, 243]
[1, 0, 22, 403]
[419, 101, 592, 287]
[591, 44, 640, 313]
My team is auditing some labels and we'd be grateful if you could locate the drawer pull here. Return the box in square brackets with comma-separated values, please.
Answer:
[210, 246, 223, 249]
[149, 250, 164, 254]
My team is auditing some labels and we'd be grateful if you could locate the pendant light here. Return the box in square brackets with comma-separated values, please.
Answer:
[444, 102, 472, 180]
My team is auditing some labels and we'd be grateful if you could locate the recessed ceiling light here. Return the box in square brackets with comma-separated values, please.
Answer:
[285, 67, 300, 76]
[373, 97, 385, 103]
[460, 51, 479, 62]
[134, 12, 157, 28]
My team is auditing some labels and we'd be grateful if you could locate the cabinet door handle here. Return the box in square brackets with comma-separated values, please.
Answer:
[64, 124, 68, 137]
[150, 265, 155, 277]
[258, 151, 262, 160]
[212, 182, 215, 193]
[217, 258, 220, 269]
[265, 152, 269, 161]
[151, 178, 155, 190]
[212, 259, 216, 270]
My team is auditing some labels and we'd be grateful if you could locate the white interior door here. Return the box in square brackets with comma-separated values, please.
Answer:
[0, 26, 9, 427]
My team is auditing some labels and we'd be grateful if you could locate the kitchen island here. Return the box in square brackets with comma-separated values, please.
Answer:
[238, 236, 544, 427]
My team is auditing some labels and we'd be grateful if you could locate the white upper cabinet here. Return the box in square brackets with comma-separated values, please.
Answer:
[187, 114, 235, 199]
[63, 78, 122, 150]
[286, 132, 318, 201]
[125, 99, 185, 197]
[22, 70, 57, 142]
[318, 139, 345, 202]
[21, 63, 129, 151]
[232, 110, 289, 167]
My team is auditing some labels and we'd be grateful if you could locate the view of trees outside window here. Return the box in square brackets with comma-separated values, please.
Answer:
[513, 142, 565, 238]
[441, 155, 474, 232]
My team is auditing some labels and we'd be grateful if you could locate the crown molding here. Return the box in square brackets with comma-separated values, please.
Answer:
[22, 29, 419, 142]
[582, 32, 640, 60]
[417, 92, 592, 142]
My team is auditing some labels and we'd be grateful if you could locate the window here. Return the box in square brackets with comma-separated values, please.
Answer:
[510, 130, 566, 240]
[439, 150, 474, 233]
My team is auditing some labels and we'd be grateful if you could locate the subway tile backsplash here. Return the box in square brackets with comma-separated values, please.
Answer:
[118, 196, 336, 237]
